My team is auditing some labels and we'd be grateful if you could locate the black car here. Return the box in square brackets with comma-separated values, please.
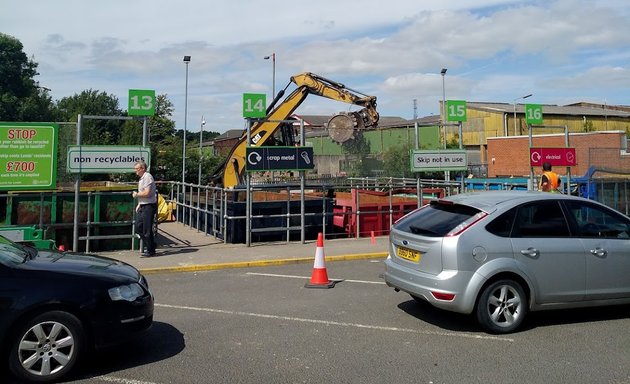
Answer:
[0, 235, 154, 382]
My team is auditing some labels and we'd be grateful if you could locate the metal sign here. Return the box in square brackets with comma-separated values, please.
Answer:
[0, 122, 58, 190]
[128, 89, 156, 116]
[411, 150, 468, 172]
[67, 146, 151, 173]
[525, 104, 543, 124]
[246, 147, 315, 171]
[530, 147, 577, 167]
[446, 100, 467, 122]
[243, 93, 267, 118]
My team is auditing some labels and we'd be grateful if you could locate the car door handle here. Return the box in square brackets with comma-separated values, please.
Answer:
[590, 248, 607, 257]
[520, 248, 540, 257]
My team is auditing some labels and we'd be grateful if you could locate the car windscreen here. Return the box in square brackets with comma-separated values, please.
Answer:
[0, 239, 30, 265]
[394, 201, 482, 237]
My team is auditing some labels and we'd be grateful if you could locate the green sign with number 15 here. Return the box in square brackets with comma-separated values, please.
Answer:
[446, 100, 467, 122]
[128, 89, 156, 116]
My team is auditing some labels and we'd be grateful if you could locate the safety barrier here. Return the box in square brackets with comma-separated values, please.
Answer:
[2, 175, 627, 251]
[0, 186, 137, 252]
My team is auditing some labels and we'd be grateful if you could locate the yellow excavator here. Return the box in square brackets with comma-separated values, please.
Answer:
[210, 72, 379, 188]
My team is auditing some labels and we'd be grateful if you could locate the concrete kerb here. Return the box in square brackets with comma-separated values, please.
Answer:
[138, 251, 388, 275]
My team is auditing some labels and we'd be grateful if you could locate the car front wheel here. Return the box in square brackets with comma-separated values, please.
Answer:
[476, 279, 527, 334]
[9, 310, 84, 383]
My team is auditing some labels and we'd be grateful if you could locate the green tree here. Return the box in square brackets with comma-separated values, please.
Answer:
[446, 133, 461, 149]
[383, 142, 412, 178]
[54, 89, 124, 145]
[52, 90, 123, 182]
[187, 148, 224, 185]
[150, 94, 176, 141]
[120, 94, 176, 145]
[341, 133, 371, 177]
[583, 120, 594, 132]
[119, 94, 178, 182]
[0, 33, 54, 121]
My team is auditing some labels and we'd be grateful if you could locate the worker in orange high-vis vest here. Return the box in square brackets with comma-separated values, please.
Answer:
[540, 162, 562, 192]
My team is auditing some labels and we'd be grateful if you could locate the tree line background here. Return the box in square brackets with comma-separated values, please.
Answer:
[2, 32, 419, 185]
[0, 33, 223, 186]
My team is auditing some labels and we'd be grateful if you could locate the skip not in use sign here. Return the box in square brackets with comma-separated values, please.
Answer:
[411, 150, 468, 172]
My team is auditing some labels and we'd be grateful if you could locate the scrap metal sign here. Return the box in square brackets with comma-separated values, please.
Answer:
[246, 146, 314, 171]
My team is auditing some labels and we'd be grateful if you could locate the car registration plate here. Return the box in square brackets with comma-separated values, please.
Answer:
[397, 246, 420, 263]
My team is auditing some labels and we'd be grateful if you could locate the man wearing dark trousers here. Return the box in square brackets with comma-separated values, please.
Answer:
[132, 160, 157, 256]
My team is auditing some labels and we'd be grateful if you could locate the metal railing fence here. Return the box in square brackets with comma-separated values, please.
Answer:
[1, 174, 628, 251]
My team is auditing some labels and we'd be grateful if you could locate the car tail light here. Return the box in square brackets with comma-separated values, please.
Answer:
[431, 291, 455, 301]
[446, 211, 487, 237]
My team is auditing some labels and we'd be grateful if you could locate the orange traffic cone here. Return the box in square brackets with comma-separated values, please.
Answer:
[58, 245, 65, 252]
[371, 230, 376, 245]
[305, 233, 336, 289]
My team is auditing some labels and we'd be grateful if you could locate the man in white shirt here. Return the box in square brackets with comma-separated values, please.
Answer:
[132, 160, 157, 256]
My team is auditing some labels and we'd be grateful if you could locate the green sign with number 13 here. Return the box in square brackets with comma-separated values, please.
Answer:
[128, 89, 156, 116]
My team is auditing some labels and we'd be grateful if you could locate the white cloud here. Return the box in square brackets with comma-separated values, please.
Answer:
[1, 0, 628, 133]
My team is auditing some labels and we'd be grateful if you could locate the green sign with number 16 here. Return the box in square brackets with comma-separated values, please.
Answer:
[525, 104, 543, 124]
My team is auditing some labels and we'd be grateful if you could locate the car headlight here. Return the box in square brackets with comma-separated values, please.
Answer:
[108, 283, 144, 302]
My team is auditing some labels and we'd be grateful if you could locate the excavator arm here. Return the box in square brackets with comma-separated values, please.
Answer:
[210, 72, 379, 188]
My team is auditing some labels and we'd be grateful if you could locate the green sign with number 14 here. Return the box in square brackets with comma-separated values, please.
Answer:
[243, 93, 266, 118]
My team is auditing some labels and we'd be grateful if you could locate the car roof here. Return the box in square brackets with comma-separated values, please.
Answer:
[441, 190, 586, 212]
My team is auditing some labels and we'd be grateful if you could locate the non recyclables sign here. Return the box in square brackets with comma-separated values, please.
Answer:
[246, 147, 315, 171]
[67, 146, 151, 173]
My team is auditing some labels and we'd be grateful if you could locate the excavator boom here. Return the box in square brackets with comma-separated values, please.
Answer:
[210, 72, 379, 188]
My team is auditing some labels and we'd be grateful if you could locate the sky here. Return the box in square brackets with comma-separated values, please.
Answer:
[2, 0, 629, 134]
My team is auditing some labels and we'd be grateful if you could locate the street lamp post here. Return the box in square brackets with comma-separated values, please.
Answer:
[198, 116, 205, 186]
[440, 68, 447, 148]
[513, 93, 532, 135]
[183, 55, 191, 186]
[440, 68, 448, 182]
[181, 55, 190, 225]
[264, 53, 276, 99]
[196, 116, 205, 232]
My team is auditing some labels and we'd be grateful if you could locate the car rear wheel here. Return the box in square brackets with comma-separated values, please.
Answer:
[9, 310, 84, 383]
[476, 279, 527, 334]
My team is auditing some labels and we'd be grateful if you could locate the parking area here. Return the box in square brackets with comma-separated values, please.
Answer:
[6, 260, 627, 384]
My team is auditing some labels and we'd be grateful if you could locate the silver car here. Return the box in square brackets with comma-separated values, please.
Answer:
[383, 190, 630, 333]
